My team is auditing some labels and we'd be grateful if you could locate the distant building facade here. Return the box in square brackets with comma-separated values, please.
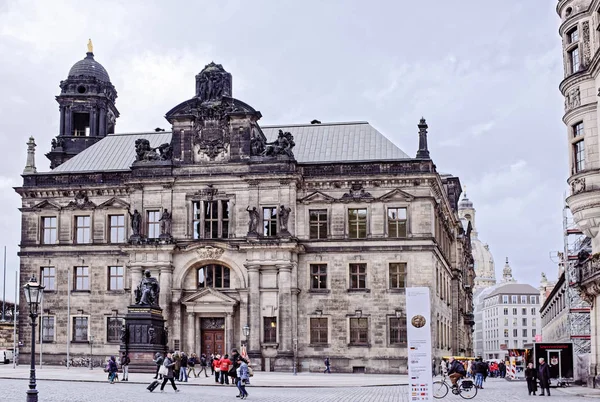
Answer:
[481, 261, 541, 360]
[15, 46, 475, 373]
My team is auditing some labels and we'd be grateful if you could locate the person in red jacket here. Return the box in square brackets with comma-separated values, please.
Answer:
[219, 354, 232, 385]
[213, 354, 221, 383]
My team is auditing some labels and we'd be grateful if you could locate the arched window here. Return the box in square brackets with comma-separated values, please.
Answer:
[197, 264, 230, 289]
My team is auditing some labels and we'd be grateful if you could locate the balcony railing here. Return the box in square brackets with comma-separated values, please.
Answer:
[578, 257, 600, 285]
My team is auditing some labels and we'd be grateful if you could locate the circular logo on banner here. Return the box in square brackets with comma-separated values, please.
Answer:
[411, 315, 426, 328]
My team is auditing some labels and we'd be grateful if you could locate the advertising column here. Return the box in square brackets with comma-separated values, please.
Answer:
[406, 287, 433, 402]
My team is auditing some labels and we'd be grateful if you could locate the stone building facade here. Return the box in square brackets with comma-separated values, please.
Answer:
[15, 46, 475, 373]
[557, 0, 600, 382]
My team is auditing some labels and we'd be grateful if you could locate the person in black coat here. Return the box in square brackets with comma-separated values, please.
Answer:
[525, 362, 538, 395]
[538, 358, 551, 396]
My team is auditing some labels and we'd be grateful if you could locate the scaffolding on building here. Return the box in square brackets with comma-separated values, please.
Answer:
[563, 203, 591, 355]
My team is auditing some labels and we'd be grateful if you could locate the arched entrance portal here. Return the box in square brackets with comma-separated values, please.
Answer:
[181, 262, 240, 356]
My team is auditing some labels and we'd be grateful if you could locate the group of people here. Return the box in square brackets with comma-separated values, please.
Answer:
[442, 356, 554, 396]
[104, 352, 130, 384]
[152, 349, 251, 398]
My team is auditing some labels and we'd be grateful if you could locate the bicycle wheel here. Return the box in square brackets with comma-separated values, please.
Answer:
[432, 381, 449, 399]
[459, 382, 477, 399]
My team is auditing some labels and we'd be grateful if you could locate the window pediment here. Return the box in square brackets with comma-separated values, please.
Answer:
[182, 287, 237, 306]
[299, 191, 336, 204]
[377, 188, 414, 202]
[32, 200, 62, 211]
[97, 197, 130, 210]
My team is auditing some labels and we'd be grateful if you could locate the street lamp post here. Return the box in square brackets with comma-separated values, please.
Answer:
[24, 275, 44, 402]
[89, 335, 94, 370]
[293, 338, 298, 376]
[242, 324, 250, 347]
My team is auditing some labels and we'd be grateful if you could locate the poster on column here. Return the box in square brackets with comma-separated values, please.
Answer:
[406, 287, 433, 402]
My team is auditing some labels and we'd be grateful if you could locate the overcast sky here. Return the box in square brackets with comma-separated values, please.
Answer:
[0, 1, 566, 303]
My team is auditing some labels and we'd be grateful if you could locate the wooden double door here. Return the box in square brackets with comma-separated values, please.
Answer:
[202, 329, 225, 357]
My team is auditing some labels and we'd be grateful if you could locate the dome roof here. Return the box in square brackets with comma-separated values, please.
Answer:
[68, 52, 110, 82]
[459, 193, 473, 209]
[472, 237, 496, 283]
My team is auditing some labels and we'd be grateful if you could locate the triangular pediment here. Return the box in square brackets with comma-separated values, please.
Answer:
[299, 191, 336, 204]
[182, 287, 238, 306]
[377, 188, 414, 202]
[33, 200, 62, 210]
[97, 197, 130, 209]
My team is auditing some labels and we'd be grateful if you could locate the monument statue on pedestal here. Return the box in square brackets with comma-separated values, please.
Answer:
[134, 270, 160, 307]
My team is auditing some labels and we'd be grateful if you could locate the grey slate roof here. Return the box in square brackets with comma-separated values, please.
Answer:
[68, 53, 111, 82]
[485, 283, 539, 298]
[50, 121, 409, 173]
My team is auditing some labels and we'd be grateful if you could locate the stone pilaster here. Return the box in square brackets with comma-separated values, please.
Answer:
[195, 314, 200, 354]
[238, 289, 249, 345]
[187, 312, 195, 354]
[226, 312, 234, 353]
[277, 264, 292, 352]
[246, 264, 260, 353]
[159, 265, 173, 325]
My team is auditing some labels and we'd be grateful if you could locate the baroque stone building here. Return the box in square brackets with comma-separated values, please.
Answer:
[557, 0, 600, 383]
[15, 46, 475, 373]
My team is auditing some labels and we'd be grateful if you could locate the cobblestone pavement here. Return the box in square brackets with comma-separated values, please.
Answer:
[2, 377, 599, 402]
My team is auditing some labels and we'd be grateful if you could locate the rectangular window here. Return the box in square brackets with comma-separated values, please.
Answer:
[532, 329, 537, 337]
[147, 210, 160, 238]
[502, 295, 508, 304]
[107, 317, 123, 343]
[574, 140, 585, 172]
[521, 295, 527, 304]
[310, 264, 327, 290]
[75, 216, 91, 244]
[504, 318, 508, 326]
[530, 296, 537, 304]
[348, 208, 367, 239]
[108, 266, 124, 291]
[263, 207, 277, 237]
[568, 27, 579, 44]
[198, 200, 231, 239]
[263, 317, 277, 343]
[349, 263, 367, 289]
[570, 47, 580, 73]
[513, 329, 518, 337]
[73, 316, 88, 342]
[310, 318, 328, 344]
[532, 318, 536, 326]
[511, 295, 517, 304]
[349, 317, 369, 345]
[109, 215, 125, 243]
[514, 340, 518, 347]
[573, 122, 584, 137]
[504, 329, 509, 337]
[522, 308, 527, 315]
[512, 308, 517, 315]
[389, 263, 407, 289]
[41, 217, 57, 244]
[74, 266, 89, 291]
[309, 209, 328, 239]
[387, 207, 407, 238]
[523, 329, 528, 337]
[389, 317, 407, 344]
[503, 308, 508, 315]
[531, 308, 536, 315]
[512, 317, 517, 326]
[193, 202, 202, 239]
[41, 316, 55, 342]
[41, 267, 56, 291]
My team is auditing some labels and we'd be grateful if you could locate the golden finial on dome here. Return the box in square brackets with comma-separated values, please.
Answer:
[87, 39, 93, 53]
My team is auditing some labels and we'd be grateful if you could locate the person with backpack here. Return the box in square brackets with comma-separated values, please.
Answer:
[187, 353, 198, 378]
[473, 357, 485, 389]
[197, 353, 209, 377]
[121, 352, 130, 381]
[324, 356, 331, 373]
[107, 355, 119, 384]
[447, 357, 466, 388]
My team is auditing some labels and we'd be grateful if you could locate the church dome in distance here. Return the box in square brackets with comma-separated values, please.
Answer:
[67, 41, 110, 82]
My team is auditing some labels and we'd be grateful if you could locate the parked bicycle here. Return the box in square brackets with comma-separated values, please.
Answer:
[432, 374, 477, 399]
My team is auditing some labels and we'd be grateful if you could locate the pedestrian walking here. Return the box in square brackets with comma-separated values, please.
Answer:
[173, 352, 181, 381]
[107, 355, 118, 384]
[210, 353, 215, 375]
[219, 354, 232, 384]
[187, 353, 198, 378]
[538, 358, 551, 396]
[179, 352, 189, 382]
[121, 352, 130, 381]
[525, 362, 538, 396]
[153, 352, 164, 380]
[237, 360, 250, 399]
[324, 356, 331, 374]
[213, 354, 221, 383]
[197, 353, 209, 377]
[160, 351, 180, 393]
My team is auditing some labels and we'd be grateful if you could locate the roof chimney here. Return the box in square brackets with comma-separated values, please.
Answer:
[311, 119, 321, 124]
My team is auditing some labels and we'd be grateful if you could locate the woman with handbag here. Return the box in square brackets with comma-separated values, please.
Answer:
[159, 351, 180, 393]
[213, 354, 221, 383]
[107, 356, 118, 384]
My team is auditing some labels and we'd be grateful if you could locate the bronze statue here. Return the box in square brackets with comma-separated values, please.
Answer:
[135, 270, 161, 307]
[279, 205, 291, 233]
[159, 208, 172, 235]
[262, 130, 295, 158]
[128, 209, 142, 236]
[246, 206, 259, 234]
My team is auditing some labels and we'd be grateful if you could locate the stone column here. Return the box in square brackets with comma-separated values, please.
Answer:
[65, 107, 72, 137]
[159, 265, 174, 326]
[246, 264, 260, 353]
[59, 106, 65, 136]
[90, 109, 97, 137]
[187, 312, 195, 354]
[130, 266, 143, 305]
[277, 264, 292, 352]
[226, 312, 234, 353]
[195, 315, 201, 354]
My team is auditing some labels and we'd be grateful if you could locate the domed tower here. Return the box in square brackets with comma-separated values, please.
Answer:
[46, 40, 119, 169]
[458, 192, 496, 291]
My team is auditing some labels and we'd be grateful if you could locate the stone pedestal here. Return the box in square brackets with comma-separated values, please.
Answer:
[120, 305, 166, 373]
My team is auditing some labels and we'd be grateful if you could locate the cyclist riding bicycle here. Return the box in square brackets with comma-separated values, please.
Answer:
[447, 357, 466, 388]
